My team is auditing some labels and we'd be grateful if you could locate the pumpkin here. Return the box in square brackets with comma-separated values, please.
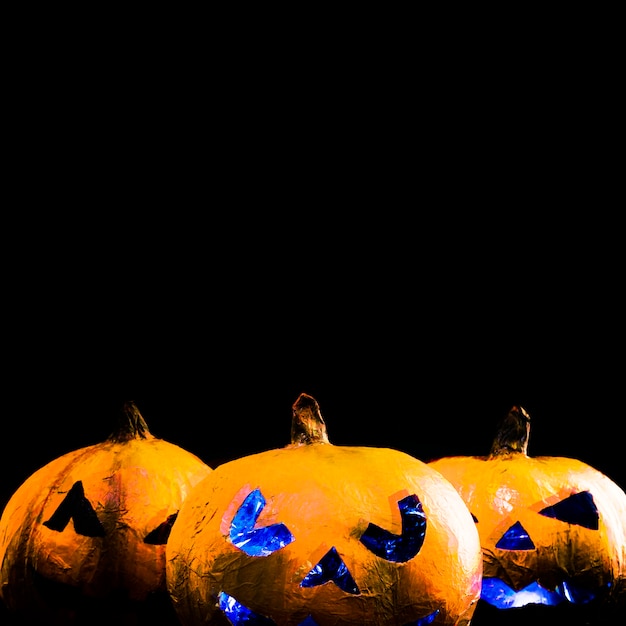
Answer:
[428, 405, 626, 623]
[0, 400, 213, 625]
[166, 392, 482, 625]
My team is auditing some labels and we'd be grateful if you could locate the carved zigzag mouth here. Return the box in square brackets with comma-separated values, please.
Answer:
[481, 576, 603, 609]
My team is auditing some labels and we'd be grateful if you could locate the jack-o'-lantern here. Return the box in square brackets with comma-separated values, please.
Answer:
[0, 400, 213, 625]
[166, 393, 482, 625]
[429, 405, 626, 624]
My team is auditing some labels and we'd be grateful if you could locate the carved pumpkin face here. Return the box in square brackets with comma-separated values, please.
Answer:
[429, 406, 626, 620]
[0, 401, 212, 625]
[166, 393, 482, 625]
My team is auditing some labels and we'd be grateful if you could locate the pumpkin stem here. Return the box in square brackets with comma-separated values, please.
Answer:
[108, 400, 155, 442]
[488, 405, 530, 457]
[291, 393, 330, 445]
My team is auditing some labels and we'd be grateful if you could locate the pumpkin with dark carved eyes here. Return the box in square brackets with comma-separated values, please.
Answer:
[428, 405, 626, 624]
[0, 401, 212, 625]
[166, 393, 483, 625]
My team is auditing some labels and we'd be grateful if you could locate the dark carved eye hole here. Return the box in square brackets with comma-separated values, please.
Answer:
[42, 480, 105, 537]
[144, 513, 178, 544]
[539, 490, 599, 529]
[359, 494, 427, 562]
[229, 488, 295, 556]
[496, 520, 535, 550]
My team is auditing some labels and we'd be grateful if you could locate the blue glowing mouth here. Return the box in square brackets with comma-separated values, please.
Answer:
[218, 591, 440, 625]
[481, 576, 605, 609]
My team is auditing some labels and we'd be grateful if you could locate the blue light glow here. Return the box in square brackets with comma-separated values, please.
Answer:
[539, 490, 599, 529]
[218, 592, 440, 625]
[481, 577, 599, 608]
[230, 489, 295, 556]
[359, 494, 426, 562]
[300, 546, 359, 594]
[495, 521, 534, 550]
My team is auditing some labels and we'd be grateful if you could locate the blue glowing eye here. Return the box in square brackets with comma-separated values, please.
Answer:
[496, 520, 535, 550]
[539, 491, 599, 529]
[230, 489, 294, 556]
[359, 494, 427, 562]
[300, 546, 359, 594]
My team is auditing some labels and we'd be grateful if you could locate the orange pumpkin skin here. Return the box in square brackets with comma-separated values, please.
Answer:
[166, 394, 482, 626]
[429, 406, 626, 621]
[0, 401, 212, 625]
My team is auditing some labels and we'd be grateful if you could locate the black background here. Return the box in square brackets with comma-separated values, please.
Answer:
[2, 22, 624, 626]
[3, 210, 625, 511]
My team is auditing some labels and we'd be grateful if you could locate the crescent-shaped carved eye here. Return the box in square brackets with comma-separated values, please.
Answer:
[229, 488, 295, 556]
[359, 494, 427, 562]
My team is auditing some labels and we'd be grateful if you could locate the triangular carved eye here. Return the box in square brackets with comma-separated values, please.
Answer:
[539, 491, 599, 529]
[42, 481, 105, 537]
[495, 521, 534, 550]
[144, 513, 178, 544]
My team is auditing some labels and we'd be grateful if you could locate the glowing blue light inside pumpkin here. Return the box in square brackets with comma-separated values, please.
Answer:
[218, 591, 275, 624]
[222, 491, 439, 623]
[481, 576, 600, 608]
[359, 494, 427, 562]
[482, 578, 564, 607]
[412, 610, 440, 625]
[555, 579, 598, 604]
[230, 489, 294, 556]
[539, 490, 599, 529]
[218, 591, 439, 625]
[495, 521, 535, 550]
[300, 546, 359, 593]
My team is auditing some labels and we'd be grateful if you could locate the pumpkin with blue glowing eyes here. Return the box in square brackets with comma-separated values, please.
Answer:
[166, 393, 483, 625]
[0, 401, 212, 625]
[429, 405, 626, 623]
